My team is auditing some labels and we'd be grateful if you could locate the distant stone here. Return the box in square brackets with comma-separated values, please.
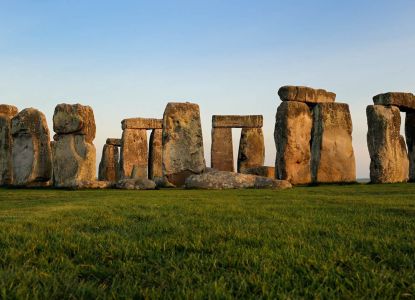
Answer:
[148, 129, 163, 179]
[98, 144, 119, 182]
[121, 118, 162, 130]
[242, 166, 275, 179]
[185, 170, 292, 189]
[116, 178, 156, 190]
[106, 138, 121, 146]
[274, 101, 312, 185]
[278, 85, 336, 103]
[0, 105, 18, 118]
[373, 92, 415, 112]
[211, 127, 234, 172]
[405, 112, 415, 182]
[162, 102, 205, 186]
[367, 105, 409, 183]
[237, 128, 265, 173]
[212, 115, 263, 128]
[119, 129, 148, 179]
[11, 108, 52, 186]
[53, 103, 96, 143]
[311, 103, 356, 183]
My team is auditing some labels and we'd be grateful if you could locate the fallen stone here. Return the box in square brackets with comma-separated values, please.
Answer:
[237, 128, 265, 173]
[211, 127, 234, 172]
[106, 138, 121, 146]
[373, 92, 415, 112]
[53, 103, 96, 143]
[0, 105, 18, 118]
[278, 85, 336, 103]
[212, 115, 263, 128]
[121, 118, 162, 130]
[153, 176, 176, 188]
[98, 144, 119, 182]
[185, 170, 292, 189]
[405, 112, 415, 182]
[367, 105, 409, 183]
[148, 129, 163, 179]
[242, 166, 275, 179]
[162, 102, 205, 186]
[311, 103, 356, 183]
[60, 180, 114, 189]
[274, 101, 312, 185]
[11, 108, 52, 186]
[116, 178, 156, 190]
[119, 129, 148, 179]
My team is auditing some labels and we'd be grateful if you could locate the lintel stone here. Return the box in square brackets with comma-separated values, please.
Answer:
[106, 138, 121, 146]
[212, 115, 263, 128]
[278, 85, 336, 103]
[373, 92, 415, 112]
[121, 118, 162, 130]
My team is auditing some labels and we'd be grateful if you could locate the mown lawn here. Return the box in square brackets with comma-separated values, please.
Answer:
[0, 184, 414, 299]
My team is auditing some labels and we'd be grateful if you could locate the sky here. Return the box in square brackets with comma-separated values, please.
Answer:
[1, 0, 414, 178]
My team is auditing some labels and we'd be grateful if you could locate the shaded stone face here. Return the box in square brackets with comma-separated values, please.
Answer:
[211, 127, 234, 172]
[278, 86, 336, 104]
[120, 128, 148, 179]
[98, 144, 119, 182]
[0, 106, 18, 186]
[373, 92, 415, 112]
[242, 166, 275, 179]
[106, 138, 121, 146]
[367, 105, 409, 183]
[311, 103, 356, 183]
[121, 118, 162, 130]
[212, 115, 263, 128]
[148, 129, 163, 179]
[405, 112, 415, 182]
[11, 108, 52, 186]
[53, 103, 96, 143]
[162, 102, 205, 186]
[274, 101, 312, 185]
[237, 128, 264, 173]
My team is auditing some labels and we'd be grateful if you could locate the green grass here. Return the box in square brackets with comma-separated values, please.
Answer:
[0, 184, 414, 299]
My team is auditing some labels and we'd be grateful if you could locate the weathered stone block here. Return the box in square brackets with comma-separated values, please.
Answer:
[211, 127, 234, 172]
[373, 92, 415, 112]
[0, 105, 18, 118]
[122, 118, 162, 130]
[120, 128, 148, 179]
[212, 115, 263, 128]
[311, 103, 356, 183]
[106, 138, 121, 146]
[98, 144, 119, 182]
[367, 105, 409, 183]
[148, 129, 163, 179]
[237, 128, 264, 173]
[278, 85, 336, 103]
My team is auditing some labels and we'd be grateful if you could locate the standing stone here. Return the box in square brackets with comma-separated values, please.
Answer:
[211, 127, 234, 172]
[237, 128, 265, 173]
[311, 103, 356, 183]
[274, 101, 312, 185]
[120, 129, 148, 179]
[11, 108, 52, 186]
[148, 129, 163, 179]
[367, 105, 409, 183]
[162, 102, 205, 186]
[0, 105, 18, 185]
[98, 144, 119, 182]
[405, 112, 415, 182]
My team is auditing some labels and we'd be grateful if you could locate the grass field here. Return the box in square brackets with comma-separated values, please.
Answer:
[0, 184, 414, 299]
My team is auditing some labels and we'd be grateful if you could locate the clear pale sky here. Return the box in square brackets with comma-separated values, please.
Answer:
[1, 0, 414, 178]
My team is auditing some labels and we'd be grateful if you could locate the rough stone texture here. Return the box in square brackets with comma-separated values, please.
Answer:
[0, 106, 19, 186]
[66, 180, 113, 189]
[116, 178, 156, 190]
[367, 105, 409, 183]
[106, 138, 121, 146]
[162, 102, 205, 186]
[373, 92, 415, 112]
[0, 105, 18, 118]
[311, 103, 356, 183]
[185, 170, 292, 189]
[237, 128, 264, 173]
[153, 176, 176, 188]
[53, 103, 96, 143]
[274, 101, 312, 185]
[98, 144, 119, 182]
[278, 85, 336, 103]
[211, 127, 234, 172]
[212, 115, 263, 128]
[120, 129, 148, 179]
[122, 118, 162, 130]
[11, 108, 52, 186]
[52, 134, 96, 187]
[148, 129, 163, 179]
[242, 166, 275, 179]
[405, 112, 415, 182]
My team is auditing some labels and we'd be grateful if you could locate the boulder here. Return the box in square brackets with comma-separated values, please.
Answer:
[11, 108, 52, 186]
[148, 129, 163, 179]
[274, 101, 312, 184]
[237, 128, 265, 173]
[311, 103, 356, 183]
[119, 129, 148, 179]
[367, 105, 409, 183]
[98, 144, 119, 182]
[0, 105, 18, 185]
[116, 178, 156, 190]
[278, 86, 336, 103]
[121, 118, 162, 130]
[373, 92, 415, 112]
[53, 103, 96, 143]
[212, 115, 263, 128]
[242, 166, 275, 179]
[162, 102, 205, 186]
[185, 170, 292, 189]
[211, 127, 234, 172]
[52, 135, 96, 187]
[405, 112, 415, 182]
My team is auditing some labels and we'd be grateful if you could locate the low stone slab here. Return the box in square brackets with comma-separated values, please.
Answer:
[373, 92, 415, 112]
[116, 178, 156, 190]
[122, 118, 162, 130]
[0, 105, 18, 118]
[278, 85, 336, 103]
[242, 166, 275, 179]
[211, 127, 234, 172]
[185, 170, 291, 189]
[212, 115, 263, 128]
[106, 138, 121, 146]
